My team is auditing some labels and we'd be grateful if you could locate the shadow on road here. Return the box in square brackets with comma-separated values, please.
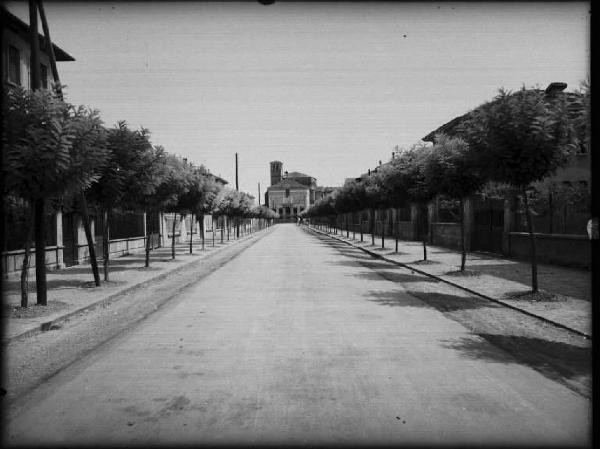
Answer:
[367, 290, 492, 311]
[441, 334, 592, 396]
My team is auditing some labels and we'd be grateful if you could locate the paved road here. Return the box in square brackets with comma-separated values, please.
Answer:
[5, 224, 590, 446]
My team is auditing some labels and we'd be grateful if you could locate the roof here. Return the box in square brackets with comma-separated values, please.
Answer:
[286, 171, 313, 179]
[422, 88, 585, 142]
[267, 178, 310, 191]
[1, 7, 75, 62]
[207, 173, 228, 185]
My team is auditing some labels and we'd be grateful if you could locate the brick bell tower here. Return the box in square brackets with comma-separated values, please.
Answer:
[270, 161, 283, 186]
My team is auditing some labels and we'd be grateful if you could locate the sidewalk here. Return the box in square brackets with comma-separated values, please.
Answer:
[308, 226, 592, 338]
[2, 230, 267, 343]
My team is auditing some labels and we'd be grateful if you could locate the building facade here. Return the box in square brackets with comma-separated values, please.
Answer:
[265, 161, 336, 220]
[2, 7, 75, 90]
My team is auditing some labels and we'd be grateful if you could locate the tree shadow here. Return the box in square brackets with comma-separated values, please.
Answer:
[409, 259, 442, 265]
[3, 278, 89, 291]
[366, 290, 489, 311]
[443, 269, 482, 277]
[441, 334, 591, 396]
[470, 263, 591, 301]
[366, 290, 434, 308]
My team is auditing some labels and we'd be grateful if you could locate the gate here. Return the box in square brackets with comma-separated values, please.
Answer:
[471, 198, 504, 254]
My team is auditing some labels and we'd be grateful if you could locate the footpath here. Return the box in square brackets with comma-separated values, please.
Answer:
[307, 225, 592, 339]
[2, 229, 268, 344]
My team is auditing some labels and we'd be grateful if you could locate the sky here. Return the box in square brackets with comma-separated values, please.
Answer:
[6, 1, 590, 200]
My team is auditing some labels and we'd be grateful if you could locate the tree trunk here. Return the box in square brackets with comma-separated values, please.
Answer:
[522, 188, 539, 292]
[360, 213, 363, 242]
[370, 209, 375, 246]
[34, 198, 47, 305]
[145, 209, 151, 268]
[20, 203, 35, 308]
[381, 211, 385, 249]
[171, 212, 177, 259]
[189, 213, 194, 254]
[79, 193, 100, 286]
[346, 213, 349, 238]
[200, 216, 205, 250]
[103, 208, 110, 281]
[395, 213, 399, 253]
[460, 198, 466, 271]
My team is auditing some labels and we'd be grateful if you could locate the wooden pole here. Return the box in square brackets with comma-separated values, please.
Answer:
[37, 0, 62, 97]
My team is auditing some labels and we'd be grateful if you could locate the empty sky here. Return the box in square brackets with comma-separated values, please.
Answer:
[6, 1, 590, 198]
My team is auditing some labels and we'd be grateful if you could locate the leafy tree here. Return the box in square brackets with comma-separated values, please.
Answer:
[425, 133, 487, 270]
[177, 166, 222, 252]
[363, 171, 388, 246]
[68, 106, 110, 285]
[385, 143, 437, 260]
[379, 160, 410, 251]
[88, 122, 159, 279]
[3, 87, 108, 305]
[153, 154, 194, 259]
[462, 87, 579, 292]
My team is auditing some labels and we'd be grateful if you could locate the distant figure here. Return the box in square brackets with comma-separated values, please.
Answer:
[297, 217, 301, 225]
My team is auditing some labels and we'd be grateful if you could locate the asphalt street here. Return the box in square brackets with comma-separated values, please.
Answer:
[4, 224, 590, 446]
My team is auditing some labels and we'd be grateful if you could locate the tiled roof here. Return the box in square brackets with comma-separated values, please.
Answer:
[286, 171, 312, 179]
[267, 179, 310, 190]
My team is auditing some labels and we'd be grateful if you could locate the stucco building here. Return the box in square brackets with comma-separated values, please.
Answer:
[2, 7, 75, 89]
[265, 161, 335, 220]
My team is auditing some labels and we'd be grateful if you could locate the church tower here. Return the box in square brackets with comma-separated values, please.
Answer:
[270, 161, 283, 186]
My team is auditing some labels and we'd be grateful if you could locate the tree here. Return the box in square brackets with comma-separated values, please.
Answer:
[177, 166, 222, 252]
[462, 87, 580, 292]
[424, 133, 487, 270]
[379, 159, 410, 252]
[68, 106, 110, 285]
[385, 143, 437, 260]
[88, 122, 159, 279]
[3, 87, 108, 306]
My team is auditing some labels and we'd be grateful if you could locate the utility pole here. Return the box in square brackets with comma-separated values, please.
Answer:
[235, 153, 239, 238]
[29, 0, 49, 305]
[258, 182, 261, 206]
[37, 0, 101, 287]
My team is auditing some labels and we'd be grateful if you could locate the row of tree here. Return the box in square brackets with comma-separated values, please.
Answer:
[302, 85, 590, 293]
[3, 85, 278, 307]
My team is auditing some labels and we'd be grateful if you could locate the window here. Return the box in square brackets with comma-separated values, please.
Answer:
[40, 63, 48, 88]
[285, 189, 290, 198]
[8, 46, 21, 85]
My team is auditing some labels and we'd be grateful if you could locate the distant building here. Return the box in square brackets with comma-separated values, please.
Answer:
[265, 161, 337, 220]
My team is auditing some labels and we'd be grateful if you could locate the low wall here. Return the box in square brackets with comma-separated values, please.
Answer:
[431, 222, 461, 250]
[107, 236, 147, 258]
[2, 237, 148, 277]
[509, 232, 591, 269]
[2, 246, 63, 278]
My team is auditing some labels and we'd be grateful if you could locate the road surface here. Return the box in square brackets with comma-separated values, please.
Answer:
[4, 224, 590, 446]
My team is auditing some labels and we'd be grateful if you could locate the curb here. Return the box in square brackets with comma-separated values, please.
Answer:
[4, 228, 272, 344]
[306, 226, 591, 340]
